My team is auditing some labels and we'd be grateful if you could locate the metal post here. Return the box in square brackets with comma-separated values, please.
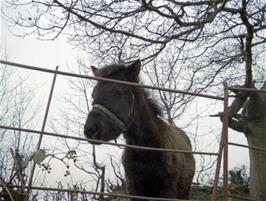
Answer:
[223, 82, 229, 201]
[27, 66, 59, 194]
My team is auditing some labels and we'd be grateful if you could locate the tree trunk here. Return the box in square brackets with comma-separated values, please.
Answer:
[245, 83, 266, 201]
[247, 133, 266, 201]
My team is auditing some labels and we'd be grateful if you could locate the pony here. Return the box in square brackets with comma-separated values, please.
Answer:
[84, 60, 195, 200]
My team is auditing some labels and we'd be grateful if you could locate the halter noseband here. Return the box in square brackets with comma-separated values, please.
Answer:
[92, 91, 135, 133]
[93, 104, 127, 132]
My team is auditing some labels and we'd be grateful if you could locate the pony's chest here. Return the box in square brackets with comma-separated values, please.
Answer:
[122, 149, 166, 173]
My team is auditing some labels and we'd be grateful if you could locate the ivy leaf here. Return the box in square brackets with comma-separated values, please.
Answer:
[32, 149, 46, 164]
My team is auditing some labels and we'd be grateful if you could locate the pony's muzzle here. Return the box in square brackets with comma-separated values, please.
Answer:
[84, 124, 103, 145]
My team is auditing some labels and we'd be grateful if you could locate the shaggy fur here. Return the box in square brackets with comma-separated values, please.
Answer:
[84, 61, 195, 200]
[122, 87, 195, 200]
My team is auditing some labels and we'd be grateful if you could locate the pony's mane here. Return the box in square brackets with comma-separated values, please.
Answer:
[143, 91, 163, 117]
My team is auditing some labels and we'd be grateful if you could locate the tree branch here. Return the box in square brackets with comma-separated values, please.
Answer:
[240, 0, 254, 87]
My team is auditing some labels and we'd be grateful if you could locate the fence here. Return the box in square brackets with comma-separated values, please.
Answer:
[0, 59, 265, 201]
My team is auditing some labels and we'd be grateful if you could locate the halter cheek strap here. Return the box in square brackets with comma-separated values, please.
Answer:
[93, 104, 127, 132]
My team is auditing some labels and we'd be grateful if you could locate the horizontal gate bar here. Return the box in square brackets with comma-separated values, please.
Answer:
[0, 184, 191, 201]
[0, 60, 224, 100]
[0, 125, 218, 155]
[228, 142, 266, 152]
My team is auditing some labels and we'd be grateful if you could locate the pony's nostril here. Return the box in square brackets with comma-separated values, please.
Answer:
[91, 125, 98, 133]
[84, 124, 99, 137]
[84, 124, 102, 145]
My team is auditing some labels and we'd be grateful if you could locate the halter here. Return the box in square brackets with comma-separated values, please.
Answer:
[92, 91, 135, 133]
[93, 104, 127, 132]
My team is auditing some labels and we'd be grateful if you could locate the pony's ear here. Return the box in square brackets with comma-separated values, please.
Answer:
[127, 59, 141, 77]
[91, 66, 100, 76]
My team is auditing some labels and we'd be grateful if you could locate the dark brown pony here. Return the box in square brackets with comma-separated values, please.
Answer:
[84, 60, 195, 200]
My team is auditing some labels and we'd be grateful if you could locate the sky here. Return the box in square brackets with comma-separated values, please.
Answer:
[0, 7, 250, 190]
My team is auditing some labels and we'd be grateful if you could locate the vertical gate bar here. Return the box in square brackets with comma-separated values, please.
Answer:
[223, 82, 229, 201]
[211, 84, 228, 201]
[211, 129, 224, 201]
[27, 66, 59, 194]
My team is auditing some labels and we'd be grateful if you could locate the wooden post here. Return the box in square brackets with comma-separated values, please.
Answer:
[223, 82, 229, 201]
[211, 82, 229, 201]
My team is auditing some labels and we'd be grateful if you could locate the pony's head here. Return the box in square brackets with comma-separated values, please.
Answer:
[84, 60, 141, 144]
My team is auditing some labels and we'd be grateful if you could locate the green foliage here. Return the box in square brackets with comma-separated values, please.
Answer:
[31, 149, 46, 164]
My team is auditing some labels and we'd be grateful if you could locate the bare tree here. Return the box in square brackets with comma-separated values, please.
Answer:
[2, 0, 266, 200]
[0, 61, 38, 200]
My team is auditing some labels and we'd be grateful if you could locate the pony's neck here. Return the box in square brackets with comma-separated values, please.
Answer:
[124, 93, 161, 147]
